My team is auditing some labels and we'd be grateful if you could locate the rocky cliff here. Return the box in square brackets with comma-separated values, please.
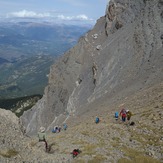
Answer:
[21, 0, 163, 135]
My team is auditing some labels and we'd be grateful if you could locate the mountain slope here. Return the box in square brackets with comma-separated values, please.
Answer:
[21, 0, 163, 135]
[1, 83, 163, 162]
[1, 0, 163, 162]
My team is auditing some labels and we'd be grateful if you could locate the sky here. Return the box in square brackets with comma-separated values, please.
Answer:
[0, 0, 109, 24]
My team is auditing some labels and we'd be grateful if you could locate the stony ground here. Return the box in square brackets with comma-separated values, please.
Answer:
[0, 82, 163, 163]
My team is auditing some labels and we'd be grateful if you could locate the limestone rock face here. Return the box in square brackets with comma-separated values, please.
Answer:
[21, 0, 163, 135]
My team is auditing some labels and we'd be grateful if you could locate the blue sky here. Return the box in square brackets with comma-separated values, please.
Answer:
[0, 0, 109, 24]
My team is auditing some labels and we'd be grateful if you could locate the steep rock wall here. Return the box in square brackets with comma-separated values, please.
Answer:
[21, 0, 163, 135]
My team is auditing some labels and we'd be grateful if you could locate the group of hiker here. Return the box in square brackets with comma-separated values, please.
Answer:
[118, 109, 132, 123]
[95, 108, 133, 124]
[52, 126, 61, 133]
[114, 108, 133, 124]
[38, 108, 133, 153]
[52, 123, 68, 133]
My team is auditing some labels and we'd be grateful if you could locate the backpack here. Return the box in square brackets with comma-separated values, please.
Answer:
[130, 122, 135, 126]
[71, 149, 81, 158]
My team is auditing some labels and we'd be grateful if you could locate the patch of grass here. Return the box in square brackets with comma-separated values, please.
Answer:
[120, 147, 160, 163]
[72, 139, 87, 145]
[111, 141, 120, 148]
[73, 159, 85, 163]
[54, 134, 65, 139]
[112, 137, 120, 142]
[140, 109, 152, 118]
[138, 124, 163, 136]
[82, 144, 97, 155]
[98, 139, 106, 147]
[80, 130, 90, 136]
[110, 136, 121, 148]
[130, 130, 161, 147]
[118, 156, 160, 163]
[88, 154, 107, 163]
[30, 141, 37, 147]
[0, 149, 18, 158]
[118, 158, 132, 163]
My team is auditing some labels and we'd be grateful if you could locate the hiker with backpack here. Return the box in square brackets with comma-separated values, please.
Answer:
[52, 126, 61, 133]
[71, 149, 81, 158]
[120, 108, 127, 122]
[38, 127, 49, 152]
[95, 116, 100, 124]
[115, 111, 119, 121]
[63, 123, 68, 130]
[126, 110, 132, 122]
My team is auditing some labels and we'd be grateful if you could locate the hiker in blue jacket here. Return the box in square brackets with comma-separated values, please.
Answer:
[115, 111, 119, 121]
[63, 123, 68, 130]
[95, 116, 100, 124]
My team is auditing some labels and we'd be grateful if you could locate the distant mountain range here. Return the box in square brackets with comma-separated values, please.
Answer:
[0, 21, 91, 98]
[0, 21, 91, 60]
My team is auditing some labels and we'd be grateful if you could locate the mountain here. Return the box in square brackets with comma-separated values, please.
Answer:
[21, 0, 163, 135]
[1, 0, 163, 162]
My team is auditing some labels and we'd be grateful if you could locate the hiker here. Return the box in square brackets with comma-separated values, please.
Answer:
[58, 126, 61, 132]
[95, 116, 100, 124]
[52, 126, 58, 133]
[71, 149, 81, 158]
[92, 62, 98, 85]
[115, 111, 119, 121]
[63, 123, 68, 130]
[126, 110, 132, 121]
[120, 108, 126, 122]
[38, 127, 48, 152]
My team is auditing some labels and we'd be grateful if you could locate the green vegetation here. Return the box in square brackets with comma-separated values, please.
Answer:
[0, 149, 19, 158]
[118, 156, 161, 163]
[0, 55, 54, 98]
[0, 94, 42, 117]
[88, 155, 107, 163]
[118, 147, 161, 163]
[0, 22, 91, 99]
[82, 144, 97, 155]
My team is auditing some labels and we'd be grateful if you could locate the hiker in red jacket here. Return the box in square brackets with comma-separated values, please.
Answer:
[120, 109, 127, 122]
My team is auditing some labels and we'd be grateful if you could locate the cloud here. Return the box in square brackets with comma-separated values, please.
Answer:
[7, 10, 51, 18]
[57, 14, 93, 21]
[7, 10, 93, 22]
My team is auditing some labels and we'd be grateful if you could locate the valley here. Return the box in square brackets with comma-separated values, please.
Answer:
[0, 21, 91, 99]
